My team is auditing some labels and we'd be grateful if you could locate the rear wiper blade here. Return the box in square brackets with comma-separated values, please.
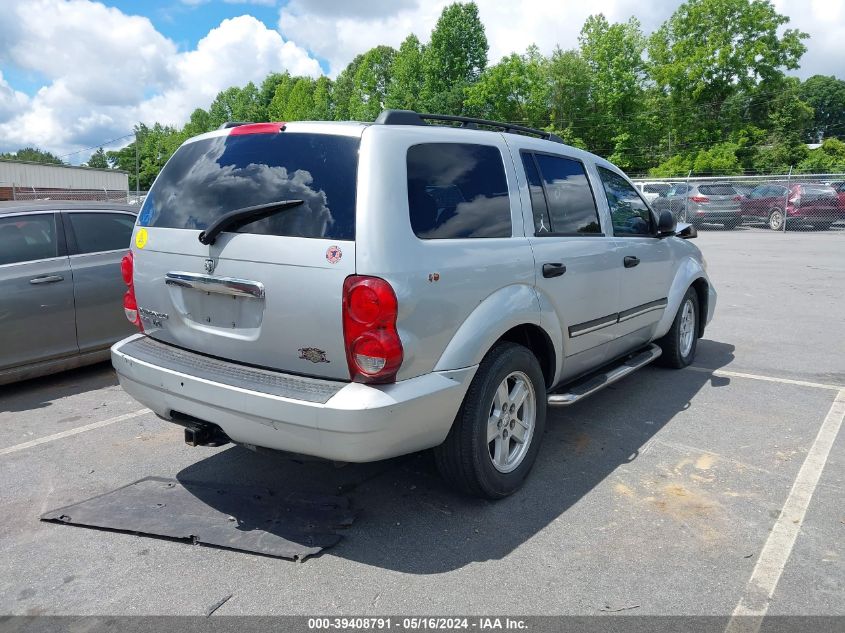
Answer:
[198, 199, 304, 245]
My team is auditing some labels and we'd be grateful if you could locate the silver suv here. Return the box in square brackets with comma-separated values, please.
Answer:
[111, 110, 716, 499]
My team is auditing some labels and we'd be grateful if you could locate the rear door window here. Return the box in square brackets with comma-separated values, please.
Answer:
[139, 132, 360, 240]
[407, 143, 511, 239]
[68, 212, 135, 254]
[529, 153, 601, 235]
[0, 214, 58, 265]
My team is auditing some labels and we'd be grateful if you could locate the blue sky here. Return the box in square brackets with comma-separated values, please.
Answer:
[0, 0, 841, 163]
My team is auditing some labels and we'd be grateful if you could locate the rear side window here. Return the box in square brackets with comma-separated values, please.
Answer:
[699, 184, 737, 196]
[529, 153, 601, 235]
[68, 213, 135, 254]
[0, 214, 57, 265]
[407, 143, 511, 239]
[139, 133, 359, 240]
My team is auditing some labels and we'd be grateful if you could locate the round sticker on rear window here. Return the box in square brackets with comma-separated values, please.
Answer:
[326, 245, 342, 264]
[135, 228, 148, 249]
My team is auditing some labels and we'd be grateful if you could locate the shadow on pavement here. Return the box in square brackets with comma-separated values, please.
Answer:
[176, 339, 735, 573]
[0, 361, 117, 413]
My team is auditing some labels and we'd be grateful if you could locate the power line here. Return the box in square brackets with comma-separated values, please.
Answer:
[57, 132, 135, 160]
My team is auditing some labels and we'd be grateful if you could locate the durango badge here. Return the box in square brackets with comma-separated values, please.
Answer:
[326, 245, 342, 264]
[298, 348, 330, 364]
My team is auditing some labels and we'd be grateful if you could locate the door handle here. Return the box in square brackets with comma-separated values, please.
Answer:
[542, 263, 566, 278]
[29, 275, 64, 285]
[623, 256, 640, 268]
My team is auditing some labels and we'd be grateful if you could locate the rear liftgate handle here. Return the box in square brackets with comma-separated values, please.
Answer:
[623, 256, 640, 269]
[542, 263, 566, 278]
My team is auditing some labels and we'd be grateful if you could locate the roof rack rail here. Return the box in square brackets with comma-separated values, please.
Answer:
[374, 109, 565, 144]
[218, 121, 254, 129]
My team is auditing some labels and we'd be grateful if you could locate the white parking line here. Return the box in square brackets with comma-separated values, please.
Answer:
[0, 409, 151, 456]
[725, 389, 845, 633]
[688, 366, 844, 391]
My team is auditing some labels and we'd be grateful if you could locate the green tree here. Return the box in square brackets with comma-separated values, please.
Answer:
[546, 48, 592, 147]
[0, 147, 64, 165]
[386, 34, 425, 110]
[349, 45, 397, 121]
[691, 142, 742, 174]
[333, 55, 364, 120]
[578, 15, 648, 166]
[182, 108, 213, 137]
[107, 123, 183, 191]
[796, 138, 845, 172]
[283, 77, 315, 121]
[799, 75, 845, 141]
[310, 76, 332, 120]
[751, 78, 813, 172]
[267, 74, 296, 121]
[649, 0, 808, 149]
[464, 46, 550, 128]
[85, 147, 108, 169]
[259, 73, 290, 120]
[421, 2, 488, 113]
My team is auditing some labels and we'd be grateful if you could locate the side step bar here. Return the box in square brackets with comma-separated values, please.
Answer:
[547, 344, 662, 406]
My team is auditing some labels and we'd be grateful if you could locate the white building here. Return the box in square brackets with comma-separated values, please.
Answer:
[0, 160, 129, 201]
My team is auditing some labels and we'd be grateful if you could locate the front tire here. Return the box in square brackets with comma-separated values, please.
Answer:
[434, 342, 547, 499]
[656, 288, 699, 369]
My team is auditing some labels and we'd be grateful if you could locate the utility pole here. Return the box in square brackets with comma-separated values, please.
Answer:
[134, 130, 140, 202]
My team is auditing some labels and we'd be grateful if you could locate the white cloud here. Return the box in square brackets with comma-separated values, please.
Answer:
[774, 0, 845, 79]
[0, 71, 29, 122]
[0, 1, 321, 160]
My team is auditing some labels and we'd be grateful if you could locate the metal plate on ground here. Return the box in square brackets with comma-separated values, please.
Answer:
[40, 476, 354, 560]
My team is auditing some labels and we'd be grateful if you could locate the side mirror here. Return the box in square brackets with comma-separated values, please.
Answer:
[676, 223, 697, 239]
[657, 210, 676, 237]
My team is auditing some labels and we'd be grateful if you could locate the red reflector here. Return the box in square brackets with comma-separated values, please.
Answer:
[229, 122, 286, 136]
[120, 251, 133, 285]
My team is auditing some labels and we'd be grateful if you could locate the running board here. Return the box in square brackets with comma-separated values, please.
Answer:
[547, 344, 662, 406]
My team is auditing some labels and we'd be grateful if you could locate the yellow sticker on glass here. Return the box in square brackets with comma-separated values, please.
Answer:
[135, 228, 148, 249]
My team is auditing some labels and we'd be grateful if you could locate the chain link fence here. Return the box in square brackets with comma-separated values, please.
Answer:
[8, 186, 148, 207]
[632, 173, 845, 232]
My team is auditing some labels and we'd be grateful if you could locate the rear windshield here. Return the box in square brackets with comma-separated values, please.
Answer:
[699, 184, 737, 196]
[138, 132, 359, 240]
[644, 184, 670, 194]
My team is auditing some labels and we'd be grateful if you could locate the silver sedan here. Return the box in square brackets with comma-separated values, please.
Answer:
[0, 201, 137, 384]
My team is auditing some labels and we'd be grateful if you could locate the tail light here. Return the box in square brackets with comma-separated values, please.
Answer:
[732, 195, 742, 201]
[121, 251, 143, 331]
[690, 195, 710, 203]
[789, 193, 801, 205]
[342, 275, 403, 383]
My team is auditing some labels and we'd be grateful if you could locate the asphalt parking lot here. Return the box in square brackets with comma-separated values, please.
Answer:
[1, 229, 843, 618]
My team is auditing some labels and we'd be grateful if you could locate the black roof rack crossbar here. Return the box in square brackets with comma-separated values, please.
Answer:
[374, 110, 564, 144]
[218, 121, 254, 129]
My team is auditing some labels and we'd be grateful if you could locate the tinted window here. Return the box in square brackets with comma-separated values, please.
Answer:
[668, 184, 689, 196]
[699, 184, 737, 196]
[521, 153, 551, 233]
[598, 167, 654, 236]
[139, 133, 359, 240]
[532, 154, 601, 234]
[0, 214, 57, 265]
[644, 184, 670, 195]
[407, 143, 511, 239]
[68, 213, 135, 254]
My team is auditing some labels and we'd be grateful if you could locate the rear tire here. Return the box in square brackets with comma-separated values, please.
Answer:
[768, 209, 785, 231]
[656, 287, 699, 369]
[434, 342, 547, 499]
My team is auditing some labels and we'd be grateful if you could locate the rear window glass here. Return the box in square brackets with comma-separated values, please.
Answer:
[699, 184, 737, 196]
[139, 133, 359, 240]
[407, 143, 511, 239]
[644, 184, 670, 194]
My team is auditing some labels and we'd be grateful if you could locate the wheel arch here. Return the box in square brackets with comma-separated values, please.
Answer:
[433, 284, 561, 388]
